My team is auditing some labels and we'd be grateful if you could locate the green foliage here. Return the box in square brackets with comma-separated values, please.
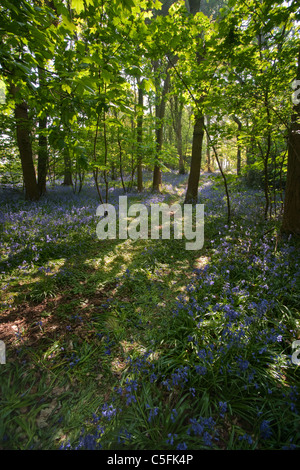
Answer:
[1, 0, 300, 449]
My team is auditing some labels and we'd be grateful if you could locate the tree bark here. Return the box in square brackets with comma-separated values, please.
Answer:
[117, 127, 126, 193]
[63, 146, 73, 186]
[188, 0, 201, 15]
[170, 95, 185, 174]
[233, 116, 242, 176]
[152, 64, 170, 192]
[11, 85, 39, 201]
[137, 80, 143, 192]
[184, 0, 204, 203]
[37, 65, 48, 196]
[281, 48, 300, 234]
[184, 113, 205, 203]
[206, 115, 212, 172]
[38, 116, 48, 195]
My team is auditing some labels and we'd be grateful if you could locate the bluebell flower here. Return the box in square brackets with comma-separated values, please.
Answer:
[101, 404, 117, 421]
[171, 409, 178, 422]
[146, 405, 159, 422]
[219, 401, 227, 418]
[166, 433, 177, 445]
[239, 433, 253, 445]
[195, 365, 207, 375]
[260, 420, 272, 439]
[177, 442, 187, 450]
[203, 431, 213, 447]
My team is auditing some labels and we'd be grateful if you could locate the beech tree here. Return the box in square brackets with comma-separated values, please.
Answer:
[10, 84, 40, 201]
[0, 0, 59, 200]
[282, 46, 300, 235]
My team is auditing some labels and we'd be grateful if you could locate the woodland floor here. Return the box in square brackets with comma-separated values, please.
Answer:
[0, 171, 300, 451]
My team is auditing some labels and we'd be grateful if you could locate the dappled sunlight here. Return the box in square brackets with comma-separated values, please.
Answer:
[2, 172, 300, 451]
[193, 255, 210, 271]
[1, 0, 300, 452]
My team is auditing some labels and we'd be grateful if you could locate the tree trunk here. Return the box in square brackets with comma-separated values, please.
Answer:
[111, 161, 116, 181]
[117, 127, 126, 193]
[152, 62, 170, 192]
[38, 116, 48, 195]
[137, 81, 143, 192]
[184, 113, 205, 204]
[184, 0, 204, 203]
[11, 86, 39, 201]
[263, 90, 272, 219]
[152, 165, 161, 191]
[37, 65, 48, 196]
[281, 48, 300, 234]
[233, 116, 242, 176]
[188, 0, 201, 15]
[170, 95, 185, 174]
[205, 115, 212, 172]
[63, 146, 73, 186]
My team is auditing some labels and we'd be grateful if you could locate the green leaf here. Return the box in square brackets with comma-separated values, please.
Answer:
[71, 0, 85, 13]
[142, 78, 155, 93]
[102, 69, 114, 84]
[81, 83, 95, 94]
[56, 138, 65, 150]
[125, 65, 141, 77]
[120, 0, 136, 10]
[16, 62, 31, 75]
[60, 13, 76, 33]
[62, 83, 72, 94]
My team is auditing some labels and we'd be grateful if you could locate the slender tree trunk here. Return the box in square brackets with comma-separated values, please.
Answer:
[282, 47, 300, 235]
[184, 113, 205, 204]
[205, 115, 212, 172]
[103, 110, 108, 203]
[93, 113, 104, 205]
[178, 144, 185, 175]
[111, 161, 116, 181]
[37, 65, 48, 196]
[279, 149, 286, 214]
[184, 0, 204, 203]
[152, 165, 161, 191]
[206, 140, 211, 172]
[38, 116, 48, 195]
[263, 90, 272, 219]
[152, 62, 170, 192]
[117, 127, 126, 193]
[11, 85, 39, 201]
[63, 146, 73, 186]
[170, 95, 185, 174]
[137, 80, 143, 192]
[233, 116, 242, 176]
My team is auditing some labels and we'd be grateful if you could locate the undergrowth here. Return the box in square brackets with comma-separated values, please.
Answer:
[1, 173, 299, 450]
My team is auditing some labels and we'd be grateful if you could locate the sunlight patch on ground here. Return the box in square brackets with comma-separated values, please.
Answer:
[193, 255, 210, 270]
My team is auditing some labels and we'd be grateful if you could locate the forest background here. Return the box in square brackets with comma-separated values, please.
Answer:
[1, 0, 300, 451]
